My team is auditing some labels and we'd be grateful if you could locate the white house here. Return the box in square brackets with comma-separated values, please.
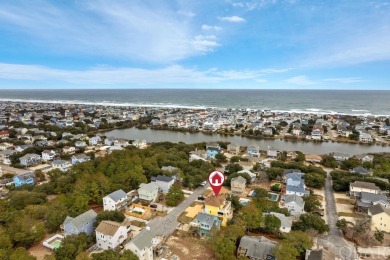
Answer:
[267, 147, 278, 158]
[333, 152, 351, 161]
[96, 220, 130, 250]
[133, 139, 147, 149]
[19, 153, 42, 167]
[62, 146, 76, 155]
[150, 175, 174, 194]
[311, 128, 323, 140]
[359, 133, 372, 143]
[103, 189, 128, 211]
[125, 228, 155, 260]
[349, 181, 380, 197]
[42, 150, 56, 161]
[283, 194, 305, 216]
[75, 141, 87, 147]
[264, 212, 292, 233]
[52, 160, 71, 172]
[89, 136, 102, 146]
[138, 183, 159, 203]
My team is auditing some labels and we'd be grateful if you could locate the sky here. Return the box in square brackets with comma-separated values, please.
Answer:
[0, 0, 390, 90]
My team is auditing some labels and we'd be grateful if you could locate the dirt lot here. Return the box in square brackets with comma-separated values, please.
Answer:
[28, 234, 53, 260]
[166, 232, 216, 260]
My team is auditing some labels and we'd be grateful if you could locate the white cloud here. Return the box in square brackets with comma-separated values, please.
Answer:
[0, 63, 287, 85]
[201, 24, 222, 31]
[191, 35, 220, 52]
[285, 76, 317, 85]
[218, 16, 246, 23]
[323, 77, 363, 84]
[0, 1, 216, 63]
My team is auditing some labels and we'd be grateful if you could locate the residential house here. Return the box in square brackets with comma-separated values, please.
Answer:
[285, 172, 309, 196]
[132, 139, 147, 149]
[355, 154, 374, 163]
[42, 150, 56, 161]
[194, 212, 221, 237]
[352, 166, 372, 176]
[237, 169, 256, 182]
[150, 175, 174, 194]
[88, 136, 102, 146]
[264, 212, 292, 233]
[13, 172, 35, 187]
[267, 147, 278, 158]
[359, 133, 373, 143]
[305, 248, 336, 260]
[104, 138, 115, 146]
[103, 189, 128, 211]
[231, 176, 247, 194]
[189, 150, 207, 162]
[237, 236, 278, 260]
[0, 150, 17, 164]
[305, 154, 322, 163]
[71, 154, 90, 164]
[349, 181, 380, 197]
[286, 151, 297, 161]
[75, 141, 87, 147]
[355, 192, 389, 213]
[0, 130, 9, 139]
[0, 142, 13, 151]
[19, 153, 42, 167]
[125, 228, 154, 260]
[206, 143, 221, 159]
[333, 152, 351, 161]
[283, 194, 305, 216]
[368, 204, 390, 233]
[247, 144, 260, 157]
[227, 143, 240, 155]
[52, 160, 71, 172]
[63, 146, 76, 155]
[311, 127, 323, 140]
[204, 194, 233, 226]
[263, 127, 273, 136]
[138, 183, 159, 203]
[96, 220, 131, 250]
[62, 209, 97, 236]
[15, 144, 33, 152]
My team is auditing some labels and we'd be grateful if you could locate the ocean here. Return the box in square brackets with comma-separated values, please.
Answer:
[0, 89, 389, 116]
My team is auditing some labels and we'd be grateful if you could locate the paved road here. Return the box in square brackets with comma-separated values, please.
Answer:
[317, 169, 358, 259]
[147, 184, 209, 237]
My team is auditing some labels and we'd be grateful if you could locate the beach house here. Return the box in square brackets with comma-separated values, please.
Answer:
[237, 236, 278, 259]
[194, 212, 221, 237]
[125, 228, 155, 260]
[231, 176, 247, 194]
[204, 194, 233, 226]
[103, 189, 128, 211]
[150, 175, 174, 194]
[13, 172, 35, 187]
[138, 183, 159, 203]
[96, 220, 131, 250]
[62, 209, 97, 236]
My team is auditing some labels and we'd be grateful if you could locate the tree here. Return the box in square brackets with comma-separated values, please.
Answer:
[274, 231, 312, 260]
[303, 172, 326, 188]
[95, 211, 125, 227]
[10, 247, 36, 260]
[211, 236, 236, 260]
[8, 191, 47, 210]
[321, 155, 338, 168]
[264, 214, 281, 234]
[215, 153, 227, 163]
[230, 156, 240, 163]
[165, 184, 184, 207]
[336, 219, 349, 230]
[303, 194, 321, 212]
[91, 250, 138, 260]
[292, 213, 329, 234]
[45, 200, 68, 233]
[54, 233, 93, 260]
[240, 203, 263, 231]
[224, 163, 243, 175]
[374, 228, 384, 244]
[253, 188, 268, 200]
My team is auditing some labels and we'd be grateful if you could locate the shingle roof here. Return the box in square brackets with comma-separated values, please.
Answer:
[196, 212, 215, 227]
[95, 220, 122, 236]
[350, 181, 380, 190]
[64, 209, 97, 228]
[106, 189, 127, 202]
[360, 192, 387, 204]
[151, 175, 174, 183]
[352, 166, 370, 174]
[286, 185, 309, 194]
[205, 195, 226, 207]
[131, 229, 154, 250]
[139, 182, 159, 192]
[239, 236, 278, 259]
[284, 194, 304, 208]
[231, 176, 247, 185]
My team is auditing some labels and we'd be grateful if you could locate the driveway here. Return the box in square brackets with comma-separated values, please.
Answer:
[317, 169, 358, 259]
[147, 183, 209, 237]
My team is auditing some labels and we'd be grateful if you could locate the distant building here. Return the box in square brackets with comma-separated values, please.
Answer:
[19, 153, 42, 167]
[227, 144, 240, 155]
[247, 144, 260, 157]
[333, 152, 351, 161]
[71, 154, 90, 164]
[52, 160, 71, 172]
[13, 172, 35, 187]
[206, 143, 221, 159]
[151, 175, 174, 194]
[349, 181, 380, 197]
[231, 176, 247, 194]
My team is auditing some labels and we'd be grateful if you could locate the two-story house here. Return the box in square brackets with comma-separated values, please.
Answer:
[125, 228, 155, 260]
[96, 220, 131, 250]
[52, 160, 71, 172]
[19, 153, 42, 167]
[227, 143, 240, 155]
[150, 175, 174, 194]
[204, 194, 233, 226]
[138, 183, 159, 203]
[194, 212, 221, 237]
[355, 192, 389, 213]
[247, 144, 260, 157]
[231, 176, 247, 194]
[283, 194, 305, 217]
[285, 172, 309, 197]
[71, 154, 90, 164]
[0, 150, 17, 164]
[349, 181, 380, 197]
[237, 236, 278, 260]
[206, 143, 221, 159]
[13, 172, 35, 187]
[42, 150, 56, 161]
[103, 189, 128, 211]
[89, 136, 102, 146]
[62, 146, 76, 155]
[368, 204, 390, 233]
[62, 209, 97, 236]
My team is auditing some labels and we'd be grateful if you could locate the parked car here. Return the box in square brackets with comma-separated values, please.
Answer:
[197, 196, 205, 201]
[149, 204, 158, 209]
[200, 181, 207, 187]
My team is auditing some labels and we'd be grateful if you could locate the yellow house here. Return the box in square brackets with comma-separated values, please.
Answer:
[204, 194, 233, 226]
[368, 204, 390, 233]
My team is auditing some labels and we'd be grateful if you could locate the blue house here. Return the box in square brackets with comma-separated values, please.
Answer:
[247, 144, 260, 157]
[71, 154, 91, 165]
[195, 212, 221, 236]
[13, 172, 35, 187]
[206, 143, 221, 159]
[62, 209, 97, 236]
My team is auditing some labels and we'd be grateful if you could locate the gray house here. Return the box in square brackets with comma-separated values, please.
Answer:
[194, 212, 221, 237]
[62, 209, 97, 236]
[237, 235, 278, 259]
[283, 194, 305, 216]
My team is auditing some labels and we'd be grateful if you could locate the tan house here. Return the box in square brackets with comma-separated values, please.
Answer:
[305, 154, 322, 163]
[368, 204, 390, 233]
[227, 144, 240, 155]
[231, 176, 247, 194]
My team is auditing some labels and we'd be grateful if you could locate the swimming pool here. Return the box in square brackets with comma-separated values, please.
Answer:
[268, 193, 279, 201]
[51, 240, 62, 249]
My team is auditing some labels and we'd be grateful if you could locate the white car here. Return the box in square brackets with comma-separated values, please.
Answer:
[200, 181, 207, 187]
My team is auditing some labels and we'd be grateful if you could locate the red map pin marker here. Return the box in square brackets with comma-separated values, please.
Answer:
[208, 170, 225, 196]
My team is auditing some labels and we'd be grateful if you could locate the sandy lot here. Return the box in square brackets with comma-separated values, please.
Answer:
[28, 234, 53, 260]
[166, 233, 216, 260]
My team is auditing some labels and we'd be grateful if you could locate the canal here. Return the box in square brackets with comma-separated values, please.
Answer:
[103, 128, 390, 155]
